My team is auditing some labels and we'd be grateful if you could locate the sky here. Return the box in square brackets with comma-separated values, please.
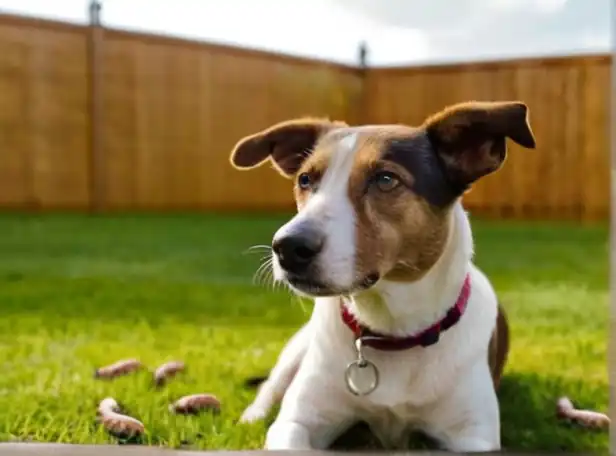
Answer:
[0, 0, 611, 66]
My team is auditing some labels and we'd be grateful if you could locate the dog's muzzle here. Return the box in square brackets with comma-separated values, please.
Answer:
[272, 228, 324, 274]
[271, 221, 379, 297]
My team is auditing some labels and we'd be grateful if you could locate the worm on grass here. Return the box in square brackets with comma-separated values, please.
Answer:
[169, 394, 221, 415]
[94, 358, 143, 379]
[97, 397, 145, 438]
[556, 396, 610, 429]
[98, 397, 121, 415]
[153, 360, 185, 387]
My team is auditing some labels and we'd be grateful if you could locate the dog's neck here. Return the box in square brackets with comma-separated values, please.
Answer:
[345, 203, 474, 337]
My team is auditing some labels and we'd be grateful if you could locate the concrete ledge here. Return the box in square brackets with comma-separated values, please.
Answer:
[0, 444, 211, 456]
[0, 444, 209, 455]
[0, 443, 590, 455]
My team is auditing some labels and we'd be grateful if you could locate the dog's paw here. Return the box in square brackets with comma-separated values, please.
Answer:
[239, 404, 268, 424]
[446, 437, 499, 453]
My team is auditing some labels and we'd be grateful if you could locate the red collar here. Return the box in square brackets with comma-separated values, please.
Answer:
[340, 273, 471, 351]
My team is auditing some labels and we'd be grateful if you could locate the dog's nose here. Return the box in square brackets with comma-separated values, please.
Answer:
[272, 231, 323, 273]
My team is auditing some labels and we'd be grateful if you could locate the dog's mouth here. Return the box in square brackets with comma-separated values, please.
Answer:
[285, 272, 380, 298]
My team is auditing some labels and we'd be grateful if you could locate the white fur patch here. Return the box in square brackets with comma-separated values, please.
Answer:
[272, 133, 360, 290]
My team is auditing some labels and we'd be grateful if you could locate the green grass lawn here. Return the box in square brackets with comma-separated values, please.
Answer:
[0, 212, 607, 451]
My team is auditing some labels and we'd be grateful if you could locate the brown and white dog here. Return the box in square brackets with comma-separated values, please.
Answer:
[229, 101, 535, 452]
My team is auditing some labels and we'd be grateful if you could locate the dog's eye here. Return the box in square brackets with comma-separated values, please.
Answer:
[373, 171, 401, 192]
[297, 172, 312, 190]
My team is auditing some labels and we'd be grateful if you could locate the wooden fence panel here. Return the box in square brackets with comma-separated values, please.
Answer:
[0, 16, 90, 209]
[100, 30, 363, 211]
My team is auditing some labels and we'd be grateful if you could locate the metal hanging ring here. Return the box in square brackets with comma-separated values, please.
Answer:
[345, 337, 379, 396]
[345, 358, 379, 396]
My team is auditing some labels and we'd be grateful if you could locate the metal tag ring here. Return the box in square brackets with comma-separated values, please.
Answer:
[344, 358, 379, 396]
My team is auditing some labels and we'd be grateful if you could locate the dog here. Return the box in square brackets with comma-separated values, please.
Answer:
[229, 101, 535, 452]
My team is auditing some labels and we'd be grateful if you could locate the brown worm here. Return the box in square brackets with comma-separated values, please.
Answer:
[153, 360, 185, 386]
[94, 359, 143, 379]
[556, 396, 610, 429]
[97, 397, 145, 438]
[169, 394, 221, 415]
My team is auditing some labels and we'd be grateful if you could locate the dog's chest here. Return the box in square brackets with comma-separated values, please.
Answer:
[357, 340, 462, 405]
[346, 352, 456, 448]
[362, 406, 425, 449]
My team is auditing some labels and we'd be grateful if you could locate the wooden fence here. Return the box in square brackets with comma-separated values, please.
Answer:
[0, 14, 611, 220]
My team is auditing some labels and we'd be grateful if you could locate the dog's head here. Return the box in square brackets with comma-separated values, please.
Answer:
[230, 102, 535, 297]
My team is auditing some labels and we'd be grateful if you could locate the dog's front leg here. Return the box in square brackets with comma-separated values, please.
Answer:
[425, 362, 501, 453]
[265, 362, 355, 450]
[240, 322, 311, 423]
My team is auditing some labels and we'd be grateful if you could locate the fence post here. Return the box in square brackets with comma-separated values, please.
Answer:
[358, 41, 368, 69]
[356, 41, 369, 124]
[87, 0, 105, 211]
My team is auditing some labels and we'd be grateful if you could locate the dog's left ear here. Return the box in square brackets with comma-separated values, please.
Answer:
[229, 118, 347, 178]
[423, 101, 536, 191]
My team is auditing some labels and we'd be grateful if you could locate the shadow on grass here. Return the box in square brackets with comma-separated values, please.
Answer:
[327, 372, 608, 452]
[498, 372, 607, 452]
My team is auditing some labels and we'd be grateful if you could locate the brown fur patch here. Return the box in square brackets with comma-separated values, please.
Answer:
[423, 101, 536, 190]
[351, 129, 451, 283]
[488, 303, 510, 390]
[422, 101, 535, 148]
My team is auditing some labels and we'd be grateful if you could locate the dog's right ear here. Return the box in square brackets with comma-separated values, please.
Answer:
[229, 118, 347, 178]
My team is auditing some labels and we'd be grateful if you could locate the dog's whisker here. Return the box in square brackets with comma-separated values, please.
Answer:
[253, 257, 274, 286]
[293, 295, 311, 314]
[248, 245, 272, 251]
[272, 275, 289, 294]
[274, 276, 286, 293]
[243, 245, 273, 256]
[255, 263, 278, 292]
[257, 255, 273, 269]
[397, 260, 420, 272]
[252, 268, 265, 286]
[266, 271, 277, 291]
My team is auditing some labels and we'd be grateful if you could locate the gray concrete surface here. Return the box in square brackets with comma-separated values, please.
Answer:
[0, 444, 202, 456]
[0, 443, 585, 455]
[0, 443, 441, 455]
[1, 444, 246, 455]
